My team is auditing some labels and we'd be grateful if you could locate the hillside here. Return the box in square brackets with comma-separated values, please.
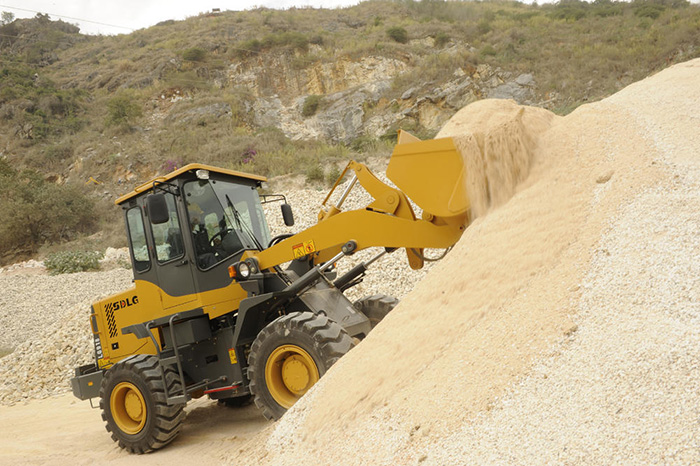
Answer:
[0, 0, 699, 263]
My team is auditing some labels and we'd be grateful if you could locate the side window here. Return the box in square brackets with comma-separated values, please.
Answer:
[126, 207, 150, 273]
[149, 193, 185, 263]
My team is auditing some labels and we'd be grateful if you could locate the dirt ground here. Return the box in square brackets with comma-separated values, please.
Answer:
[0, 394, 270, 465]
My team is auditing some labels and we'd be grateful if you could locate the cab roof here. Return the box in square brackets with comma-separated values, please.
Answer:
[115, 163, 267, 205]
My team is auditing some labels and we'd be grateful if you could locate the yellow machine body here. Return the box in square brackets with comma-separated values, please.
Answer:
[90, 133, 469, 367]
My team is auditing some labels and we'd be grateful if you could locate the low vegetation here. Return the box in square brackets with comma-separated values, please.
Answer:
[0, 0, 698, 260]
[386, 26, 408, 44]
[0, 159, 97, 263]
[44, 250, 103, 275]
[301, 95, 323, 117]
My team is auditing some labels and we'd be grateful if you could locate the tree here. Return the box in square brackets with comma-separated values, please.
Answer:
[1, 11, 14, 24]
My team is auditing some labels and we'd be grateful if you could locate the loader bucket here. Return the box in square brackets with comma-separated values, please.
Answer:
[386, 130, 469, 219]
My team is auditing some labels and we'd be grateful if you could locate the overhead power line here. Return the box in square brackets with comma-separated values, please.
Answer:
[0, 4, 134, 31]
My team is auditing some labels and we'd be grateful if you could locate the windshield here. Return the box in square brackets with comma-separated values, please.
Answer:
[183, 178, 271, 269]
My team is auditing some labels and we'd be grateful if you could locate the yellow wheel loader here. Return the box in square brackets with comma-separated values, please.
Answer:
[70, 131, 470, 453]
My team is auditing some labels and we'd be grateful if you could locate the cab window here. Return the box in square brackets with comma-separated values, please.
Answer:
[149, 193, 185, 263]
[184, 179, 270, 270]
[126, 207, 150, 273]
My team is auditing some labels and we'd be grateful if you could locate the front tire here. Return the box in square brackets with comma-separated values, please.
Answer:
[354, 294, 399, 329]
[247, 311, 353, 420]
[99, 354, 185, 453]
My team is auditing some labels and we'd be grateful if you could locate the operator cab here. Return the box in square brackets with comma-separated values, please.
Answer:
[115, 164, 290, 306]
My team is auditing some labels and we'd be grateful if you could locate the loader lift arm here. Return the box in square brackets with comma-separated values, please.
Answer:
[249, 131, 470, 272]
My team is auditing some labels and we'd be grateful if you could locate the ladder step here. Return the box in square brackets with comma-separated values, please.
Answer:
[160, 356, 178, 367]
[166, 395, 187, 405]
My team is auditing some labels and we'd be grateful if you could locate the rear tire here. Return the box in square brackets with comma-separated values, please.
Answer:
[99, 354, 185, 453]
[217, 394, 253, 408]
[354, 294, 399, 329]
[247, 311, 353, 420]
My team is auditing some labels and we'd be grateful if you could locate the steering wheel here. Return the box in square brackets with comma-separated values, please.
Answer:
[209, 229, 233, 247]
[268, 233, 294, 248]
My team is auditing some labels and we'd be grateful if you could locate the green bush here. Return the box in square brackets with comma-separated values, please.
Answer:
[305, 164, 325, 184]
[105, 94, 142, 126]
[326, 165, 342, 186]
[550, 4, 588, 21]
[182, 47, 206, 62]
[634, 4, 665, 18]
[434, 31, 450, 48]
[45, 142, 73, 163]
[235, 39, 262, 58]
[480, 44, 497, 57]
[233, 32, 308, 58]
[387, 26, 408, 44]
[301, 95, 323, 117]
[44, 250, 103, 275]
[0, 159, 96, 259]
[266, 31, 309, 51]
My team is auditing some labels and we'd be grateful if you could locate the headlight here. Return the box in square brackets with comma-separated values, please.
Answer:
[231, 258, 259, 280]
[237, 261, 251, 279]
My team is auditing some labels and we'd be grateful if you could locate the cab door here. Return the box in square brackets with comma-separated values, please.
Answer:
[147, 193, 197, 310]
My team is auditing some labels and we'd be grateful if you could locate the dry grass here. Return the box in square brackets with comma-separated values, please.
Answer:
[1, 0, 700, 254]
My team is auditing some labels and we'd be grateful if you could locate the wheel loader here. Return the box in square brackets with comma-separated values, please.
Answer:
[70, 130, 471, 453]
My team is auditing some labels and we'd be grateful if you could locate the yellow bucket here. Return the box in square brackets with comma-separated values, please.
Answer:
[387, 130, 469, 219]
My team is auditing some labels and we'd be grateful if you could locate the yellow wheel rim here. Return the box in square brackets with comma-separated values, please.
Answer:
[265, 345, 320, 409]
[110, 382, 147, 435]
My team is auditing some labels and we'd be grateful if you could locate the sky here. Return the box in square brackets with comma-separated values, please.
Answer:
[0, 0, 363, 35]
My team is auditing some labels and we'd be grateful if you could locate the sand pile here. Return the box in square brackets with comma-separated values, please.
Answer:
[236, 59, 700, 465]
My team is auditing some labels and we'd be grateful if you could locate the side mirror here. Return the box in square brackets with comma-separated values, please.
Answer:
[146, 193, 170, 224]
[281, 203, 294, 227]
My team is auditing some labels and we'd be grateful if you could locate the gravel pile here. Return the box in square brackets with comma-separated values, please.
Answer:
[0, 269, 133, 405]
[0, 259, 45, 274]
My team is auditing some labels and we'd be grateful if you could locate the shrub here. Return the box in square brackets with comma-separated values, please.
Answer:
[182, 47, 206, 62]
[301, 95, 323, 117]
[550, 3, 588, 21]
[480, 44, 497, 57]
[387, 26, 408, 44]
[0, 159, 96, 259]
[305, 164, 325, 184]
[350, 135, 379, 152]
[105, 94, 142, 126]
[477, 19, 492, 35]
[236, 39, 262, 58]
[434, 31, 450, 48]
[45, 142, 73, 163]
[263, 31, 309, 51]
[326, 165, 342, 186]
[44, 250, 103, 275]
[634, 4, 665, 18]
